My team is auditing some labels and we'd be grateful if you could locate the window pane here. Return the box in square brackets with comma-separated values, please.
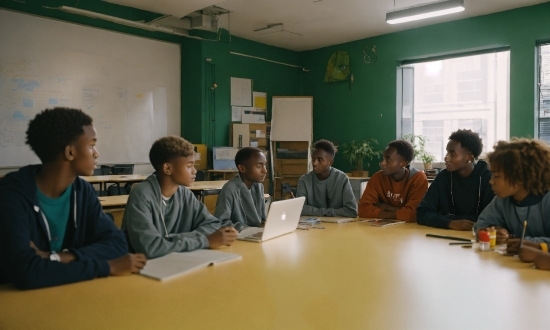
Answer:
[539, 44, 550, 143]
[410, 52, 509, 162]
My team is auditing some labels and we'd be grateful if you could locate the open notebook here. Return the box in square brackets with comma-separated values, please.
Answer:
[140, 249, 241, 281]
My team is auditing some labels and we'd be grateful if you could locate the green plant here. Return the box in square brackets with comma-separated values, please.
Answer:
[341, 139, 382, 171]
[402, 134, 435, 164]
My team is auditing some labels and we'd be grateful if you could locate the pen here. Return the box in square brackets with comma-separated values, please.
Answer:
[426, 234, 475, 242]
[519, 220, 527, 247]
[449, 242, 473, 245]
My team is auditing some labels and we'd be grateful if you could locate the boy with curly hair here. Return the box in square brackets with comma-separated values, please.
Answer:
[417, 129, 494, 230]
[0, 107, 146, 290]
[296, 139, 358, 217]
[122, 136, 237, 259]
[359, 140, 428, 222]
[475, 138, 550, 255]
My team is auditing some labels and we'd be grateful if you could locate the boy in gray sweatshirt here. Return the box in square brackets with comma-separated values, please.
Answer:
[296, 139, 358, 217]
[122, 136, 237, 259]
[214, 147, 267, 231]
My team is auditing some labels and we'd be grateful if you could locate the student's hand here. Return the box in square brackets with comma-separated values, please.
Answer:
[107, 253, 147, 276]
[30, 241, 50, 259]
[448, 220, 475, 231]
[534, 253, 550, 270]
[494, 227, 509, 245]
[375, 202, 400, 211]
[506, 239, 540, 255]
[518, 246, 545, 263]
[207, 226, 238, 249]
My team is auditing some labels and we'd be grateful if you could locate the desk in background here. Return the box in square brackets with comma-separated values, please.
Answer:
[81, 174, 148, 195]
[207, 169, 238, 180]
[98, 195, 129, 228]
[1, 223, 548, 329]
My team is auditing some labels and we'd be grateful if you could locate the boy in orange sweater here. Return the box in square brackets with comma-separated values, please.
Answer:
[358, 140, 428, 222]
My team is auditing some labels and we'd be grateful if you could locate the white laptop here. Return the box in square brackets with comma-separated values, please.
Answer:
[237, 196, 305, 243]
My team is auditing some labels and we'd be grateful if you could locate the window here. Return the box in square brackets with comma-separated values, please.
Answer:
[397, 51, 509, 162]
[538, 44, 550, 143]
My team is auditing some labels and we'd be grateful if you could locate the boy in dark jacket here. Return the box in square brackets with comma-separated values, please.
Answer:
[0, 107, 146, 290]
[417, 129, 494, 230]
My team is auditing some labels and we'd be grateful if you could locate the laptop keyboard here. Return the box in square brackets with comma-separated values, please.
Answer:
[246, 232, 263, 239]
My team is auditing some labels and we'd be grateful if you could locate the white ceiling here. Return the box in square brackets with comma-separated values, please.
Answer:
[107, 0, 549, 51]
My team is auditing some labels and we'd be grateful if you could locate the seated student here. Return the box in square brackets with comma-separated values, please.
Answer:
[296, 139, 358, 217]
[474, 138, 550, 254]
[359, 140, 428, 222]
[417, 129, 495, 230]
[0, 107, 146, 290]
[214, 147, 267, 231]
[122, 136, 237, 259]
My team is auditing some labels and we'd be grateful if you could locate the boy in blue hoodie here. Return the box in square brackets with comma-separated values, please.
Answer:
[417, 129, 494, 230]
[0, 107, 146, 290]
[475, 138, 550, 255]
[122, 136, 237, 259]
[214, 147, 267, 231]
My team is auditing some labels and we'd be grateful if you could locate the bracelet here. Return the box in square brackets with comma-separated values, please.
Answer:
[540, 243, 548, 253]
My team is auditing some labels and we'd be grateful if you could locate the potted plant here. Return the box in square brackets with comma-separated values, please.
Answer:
[403, 134, 435, 169]
[341, 139, 382, 177]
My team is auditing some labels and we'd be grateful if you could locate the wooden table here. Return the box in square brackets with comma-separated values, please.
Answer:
[98, 195, 128, 208]
[1, 222, 548, 329]
[207, 169, 238, 180]
[81, 174, 148, 195]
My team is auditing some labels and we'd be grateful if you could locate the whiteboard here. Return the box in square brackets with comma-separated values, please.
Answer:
[271, 97, 312, 141]
[0, 10, 180, 167]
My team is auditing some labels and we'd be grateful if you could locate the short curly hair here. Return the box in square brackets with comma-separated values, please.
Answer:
[26, 107, 93, 163]
[313, 139, 337, 157]
[488, 138, 550, 195]
[235, 147, 262, 167]
[449, 129, 483, 158]
[149, 136, 194, 171]
[388, 140, 414, 163]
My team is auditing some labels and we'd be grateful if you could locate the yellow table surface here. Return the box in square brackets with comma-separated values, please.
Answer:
[1, 223, 548, 329]
[188, 180, 228, 191]
[98, 195, 128, 208]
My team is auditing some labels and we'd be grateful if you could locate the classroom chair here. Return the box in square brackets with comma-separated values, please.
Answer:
[112, 164, 134, 175]
[281, 183, 297, 200]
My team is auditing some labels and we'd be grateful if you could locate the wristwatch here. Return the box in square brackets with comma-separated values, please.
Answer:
[49, 251, 61, 262]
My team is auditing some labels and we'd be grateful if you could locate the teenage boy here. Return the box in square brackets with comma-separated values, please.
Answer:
[475, 138, 550, 255]
[359, 140, 428, 222]
[214, 147, 267, 231]
[0, 107, 146, 290]
[417, 129, 494, 231]
[296, 139, 358, 217]
[122, 136, 237, 259]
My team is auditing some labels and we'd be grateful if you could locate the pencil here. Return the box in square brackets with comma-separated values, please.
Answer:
[519, 220, 527, 247]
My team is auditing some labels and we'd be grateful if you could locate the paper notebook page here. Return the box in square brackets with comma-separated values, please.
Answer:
[140, 250, 242, 281]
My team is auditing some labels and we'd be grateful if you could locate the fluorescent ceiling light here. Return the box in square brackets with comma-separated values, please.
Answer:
[253, 23, 284, 35]
[386, 0, 464, 25]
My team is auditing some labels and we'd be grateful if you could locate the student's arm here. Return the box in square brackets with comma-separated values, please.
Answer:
[358, 176, 385, 218]
[124, 190, 221, 259]
[296, 176, 325, 216]
[416, 178, 453, 229]
[69, 184, 128, 261]
[395, 174, 429, 223]
[0, 192, 111, 290]
[213, 186, 240, 230]
[473, 198, 506, 234]
[326, 178, 358, 217]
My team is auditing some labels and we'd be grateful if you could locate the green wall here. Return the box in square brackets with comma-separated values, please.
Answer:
[301, 2, 550, 173]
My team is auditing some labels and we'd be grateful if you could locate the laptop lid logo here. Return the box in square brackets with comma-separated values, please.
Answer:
[281, 212, 286, 221]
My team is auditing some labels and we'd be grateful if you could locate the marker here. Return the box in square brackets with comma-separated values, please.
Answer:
[449, 242, 473, 245]
[426, 234, 475, 242]
[519, 220, 527, 248]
